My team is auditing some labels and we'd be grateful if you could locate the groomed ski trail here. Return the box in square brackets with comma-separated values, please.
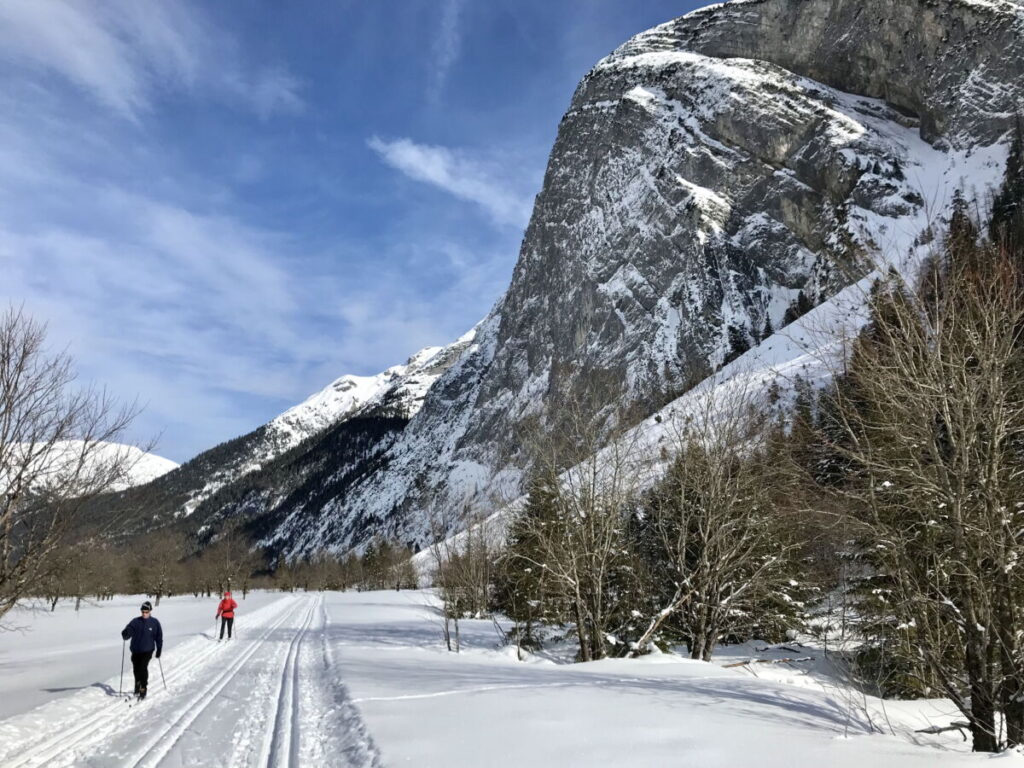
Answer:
[263, 595, 318, 767]
[0, 594, 380, 768]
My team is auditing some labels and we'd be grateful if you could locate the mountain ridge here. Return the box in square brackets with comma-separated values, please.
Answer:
[116, 0, 1024, 558]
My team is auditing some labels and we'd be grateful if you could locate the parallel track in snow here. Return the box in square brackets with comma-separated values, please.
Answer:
[126, 596, 312, 768]
[1, 596, 301, 768]
[263, 594, 320, 767]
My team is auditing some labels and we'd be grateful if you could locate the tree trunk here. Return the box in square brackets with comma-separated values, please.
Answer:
[689, 603, 714, 660]
[966, 631, 998, 752]
[590, 599, 606, 661]
[701, 623, 718, 662]
[575, 602, 592, 662]
[996, 570, 1023, 746]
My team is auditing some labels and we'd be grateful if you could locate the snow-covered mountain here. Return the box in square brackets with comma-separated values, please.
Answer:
[268, 0, 1023, 554]
[2, 441, 177, 496]
[120, 0, 1024, 556]
[94, 443, 179, 491]
[104, 334, 475, 537]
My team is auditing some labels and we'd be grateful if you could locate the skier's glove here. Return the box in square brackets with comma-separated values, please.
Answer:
[155, 649, 161, 659]
[121, 629, 130, 640]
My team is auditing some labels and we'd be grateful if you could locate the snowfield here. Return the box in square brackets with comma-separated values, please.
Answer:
[0, 591, 1017, 767]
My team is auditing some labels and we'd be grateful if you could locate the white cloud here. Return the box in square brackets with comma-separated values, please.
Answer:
[0, 200, 326, 459]
[245, 67, 306, 120]
[368, 136, 534, 228]
[0, 0, 304, 120]
[429, 0, 465, 103]
[0, 2, 525, 462]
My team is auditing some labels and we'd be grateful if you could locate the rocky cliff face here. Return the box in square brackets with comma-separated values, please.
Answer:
[261, 0, 1022, 556]
[123, 0, 1024, 556]
[624, 0, 1024, 148]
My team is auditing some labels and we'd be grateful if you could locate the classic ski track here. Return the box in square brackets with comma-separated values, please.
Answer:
[126, 596, 310, 768]
[263, 594, 320, 768]
[0, 596, 298, 768]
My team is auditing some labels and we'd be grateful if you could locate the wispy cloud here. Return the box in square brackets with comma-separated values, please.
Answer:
[428, 0, 465, 103]
[0, 0, 303, 120]
[242, 67, 305, 120]
[0, 70, 317, 459]
[368, 136, 534, 228]
[0, 190, 321, 449]
[322, 236, 511, 366]
[0, 111, 511, 460]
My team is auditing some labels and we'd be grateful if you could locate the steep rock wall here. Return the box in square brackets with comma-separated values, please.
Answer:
[284, 0, 1023, 554]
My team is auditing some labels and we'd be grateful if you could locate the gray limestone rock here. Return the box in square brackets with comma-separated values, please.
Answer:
[285, 0, 1024, 554]
[116, 0, 1024, 556]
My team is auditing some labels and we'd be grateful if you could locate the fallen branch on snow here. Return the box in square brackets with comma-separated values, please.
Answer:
[914, 721, 971, 741]
[723, 656, 815, 668]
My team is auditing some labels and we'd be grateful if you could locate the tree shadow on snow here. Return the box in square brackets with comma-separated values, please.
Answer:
[41, 682, 121, 696]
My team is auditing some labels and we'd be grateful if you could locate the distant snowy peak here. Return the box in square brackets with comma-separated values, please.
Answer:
[113, 444, 179, 490]
[125, 331, 481, 526]
[270, 369, 407, 445]
[48, 441, 178, 492]
[267, 340, 467, 450]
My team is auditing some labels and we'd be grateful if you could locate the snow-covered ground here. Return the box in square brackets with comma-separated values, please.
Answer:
[0, 592, 281, 720]
[0, 591, 1017, 767]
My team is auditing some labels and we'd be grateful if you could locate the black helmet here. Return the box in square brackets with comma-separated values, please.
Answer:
[141, 601, 153, 612]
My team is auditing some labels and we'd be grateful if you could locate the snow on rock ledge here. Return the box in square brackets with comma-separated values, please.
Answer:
[276, 0, 1024, 555]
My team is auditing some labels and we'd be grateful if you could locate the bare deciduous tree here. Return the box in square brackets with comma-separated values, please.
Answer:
[426, 497, 499, 652]
[136, 530, 187, 605]
[510, 394, 647, 662]
[814, 245, 1024, 752]
[0, 307, 141, 622]
[632, 377, 799, 660]
[203, 520, 263, 595]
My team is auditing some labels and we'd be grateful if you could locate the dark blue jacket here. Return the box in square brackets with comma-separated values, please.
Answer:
[121, 616, 163, 654]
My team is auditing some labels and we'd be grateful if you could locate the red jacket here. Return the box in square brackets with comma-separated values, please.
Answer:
[216, 595, 237, 619]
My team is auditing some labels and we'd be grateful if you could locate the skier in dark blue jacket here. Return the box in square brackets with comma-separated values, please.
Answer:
[121, 601, 163, 699]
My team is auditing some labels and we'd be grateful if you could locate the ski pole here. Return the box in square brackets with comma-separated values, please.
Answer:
[158, 656, 167, 691]
[119, 639, 126, 696]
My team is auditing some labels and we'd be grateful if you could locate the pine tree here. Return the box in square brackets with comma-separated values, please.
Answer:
[946, 189, 979, 259]
[492, 474, 561, 649]
[990, 116, 1024, 250]
[782, 290, 814, 326]
[724, 323, 750, 363]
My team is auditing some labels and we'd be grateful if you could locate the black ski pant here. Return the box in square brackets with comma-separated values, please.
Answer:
[131, 651, 153, 692]
[220, 616, 234, 639]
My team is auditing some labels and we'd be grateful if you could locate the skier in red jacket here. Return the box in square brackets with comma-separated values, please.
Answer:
[216, 591, 238, 641]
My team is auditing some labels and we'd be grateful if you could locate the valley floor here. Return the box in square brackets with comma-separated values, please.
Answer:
[0, 590, 1017, 767]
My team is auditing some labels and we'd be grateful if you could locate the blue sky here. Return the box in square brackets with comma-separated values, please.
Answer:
[0, 0, 702, 462]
